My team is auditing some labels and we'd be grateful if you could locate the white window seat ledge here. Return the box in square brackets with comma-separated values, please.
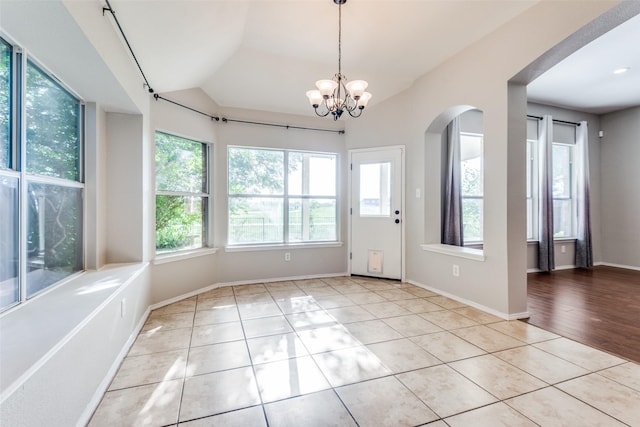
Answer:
[420, 243, 485, 261]
[0, 262, 148, 403]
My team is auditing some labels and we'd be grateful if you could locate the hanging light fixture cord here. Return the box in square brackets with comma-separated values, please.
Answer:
[338, 2, 342, 77]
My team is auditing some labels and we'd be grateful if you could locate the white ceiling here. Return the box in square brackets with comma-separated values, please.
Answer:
[105, 0, 639, 117]
[109, 0, 537, 116]
[527, 12, 640, 115]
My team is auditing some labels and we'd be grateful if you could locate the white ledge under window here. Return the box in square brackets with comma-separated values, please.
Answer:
[420, 243, 485, 261]
[225, 241, 344, 253]
[154, 247, 219, 265]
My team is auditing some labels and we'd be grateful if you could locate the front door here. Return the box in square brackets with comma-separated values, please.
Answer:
[349, 147, 403, 280]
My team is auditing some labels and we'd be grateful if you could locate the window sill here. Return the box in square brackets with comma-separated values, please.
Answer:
[420, 243, 485, 261]
[154, 247, 219, 265]
[527, 238, 577, 245]
[225, 242, 344, 253]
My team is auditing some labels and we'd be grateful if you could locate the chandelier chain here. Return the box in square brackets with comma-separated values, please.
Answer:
[338, 3, 342, 76]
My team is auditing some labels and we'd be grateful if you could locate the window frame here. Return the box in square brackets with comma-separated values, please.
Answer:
[525, 118, 579, 243]
[526, 138, 538, 241]
[154, 130, 213, 256]
[551, 140, 577, 239]
[1, 36, 85, 313]
[227, 146, 339, 247]
[459, 131, 484, 245]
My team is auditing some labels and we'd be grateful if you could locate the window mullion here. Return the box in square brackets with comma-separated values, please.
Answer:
[157, 190, 208, 198]
[283, 151, 289, 244]
[206, 143, 213, 248]
[16, 46, 27, 304]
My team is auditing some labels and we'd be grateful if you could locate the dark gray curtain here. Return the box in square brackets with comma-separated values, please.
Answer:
[575, 121, 593, 268]
[442, 116, 463, 246]
[538, 115, 555, 271]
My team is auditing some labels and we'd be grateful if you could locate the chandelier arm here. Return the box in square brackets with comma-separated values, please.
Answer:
[314, 105, 331, 118]
[308, 0, 369, 120]
[347, 107, 364, 118]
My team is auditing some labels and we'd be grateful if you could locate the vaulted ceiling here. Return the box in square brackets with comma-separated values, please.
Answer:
[105, 0, 639, 117]
[108, 0, 539, 116]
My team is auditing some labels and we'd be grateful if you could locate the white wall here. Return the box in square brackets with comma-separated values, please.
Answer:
[344, 1, 617, 317]
[106, 113, 146, 263]
[600, 106, 640, 269]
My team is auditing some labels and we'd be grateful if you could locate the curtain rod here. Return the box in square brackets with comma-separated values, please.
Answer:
[527, 114, 581, 126]
[104, 4, 343, 135]
[103, 0, 154, 94]
[154, 94, 345, 135]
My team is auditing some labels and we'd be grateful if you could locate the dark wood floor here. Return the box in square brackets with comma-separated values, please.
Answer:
[525, 266, 640, 363]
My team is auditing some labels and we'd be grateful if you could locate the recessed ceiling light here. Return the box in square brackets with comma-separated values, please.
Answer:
[613, 67, 630, 75]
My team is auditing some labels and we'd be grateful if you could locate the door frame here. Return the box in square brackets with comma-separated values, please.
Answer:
[348, 145, 406, 282]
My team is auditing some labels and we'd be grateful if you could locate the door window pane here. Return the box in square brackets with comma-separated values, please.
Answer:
[360, 162, 391, 216]
[289, 198, 336, 242]
[0, 39, 10, 169]
[156, 195, 206, 253]
[0, 176, 19, 309]
[26, 61, 81, 181]
[26, 182, 83, 297]
[228, 197, 283, 244]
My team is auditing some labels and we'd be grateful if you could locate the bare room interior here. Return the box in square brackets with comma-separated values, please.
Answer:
[1, 1, 639, 426]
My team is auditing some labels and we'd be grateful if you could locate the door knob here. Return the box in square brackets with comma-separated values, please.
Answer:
[395, 219, 400, 224]
[395, 210, 400, 215]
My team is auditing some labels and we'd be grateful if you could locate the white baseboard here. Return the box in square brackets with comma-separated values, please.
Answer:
[598, 262, 640, 271]
[150, 272, 350, 311]
[529, 262, 640, 273]
[406, 280, 529, 320]
[77, 306, 151, 427]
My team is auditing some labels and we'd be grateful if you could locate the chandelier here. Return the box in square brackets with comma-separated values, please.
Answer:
[306, 0, 372, 120]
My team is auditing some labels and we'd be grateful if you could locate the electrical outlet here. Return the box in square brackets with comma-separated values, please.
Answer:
[561, 245, 566, 254]
[284, 252, 291, 261]
[453, 264, 460, 277]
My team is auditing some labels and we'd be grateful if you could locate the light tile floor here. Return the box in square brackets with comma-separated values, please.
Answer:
[89, 277, 639, 426]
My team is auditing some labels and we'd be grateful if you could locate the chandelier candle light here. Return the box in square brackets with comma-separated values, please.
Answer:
[306, 0, 372, 120]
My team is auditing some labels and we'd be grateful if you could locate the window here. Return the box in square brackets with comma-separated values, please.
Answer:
[1, 37, 10, 168]
[359, 162, 391, 216]
[155, 131, 210, 254]
[1, 38, 84, 312]
[526, 139, 537, 240]
[526, 118, 577, 241]
[460, 133, 483, 243]
[552, 142, 575, 238]
[228, 147, 337, 245]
